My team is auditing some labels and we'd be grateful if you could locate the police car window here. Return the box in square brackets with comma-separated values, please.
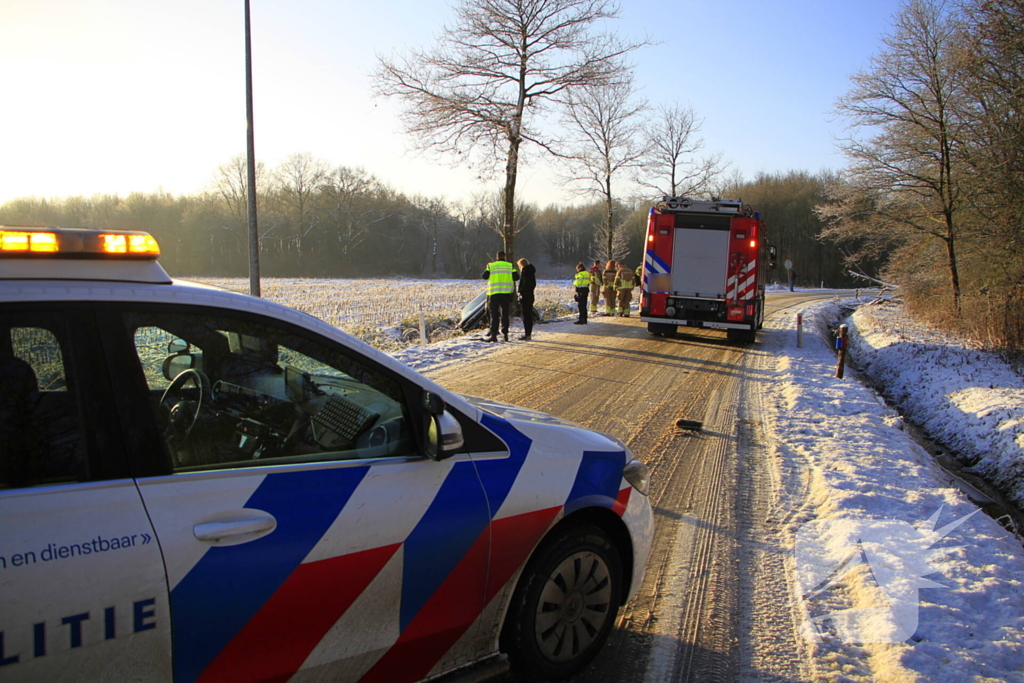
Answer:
[123, 310, 415, 472]
[134, 326, 180, 390]
[0, 319, 86, 489]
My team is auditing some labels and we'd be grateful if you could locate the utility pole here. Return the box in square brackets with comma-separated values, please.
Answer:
[244, 0, 261, 297]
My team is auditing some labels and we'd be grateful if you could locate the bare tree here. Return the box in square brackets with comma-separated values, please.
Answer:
[828, 0, 971, 314]
[372, 0, 645, 263]
[960, 0, 1024, 253]
[206, 154, 276, 246]
[558, 79, 648, 262]
[412, 195, 455, 274]
[639, 103, 726, 200]
[209, 154, 267, 227]
[273, 153, 330, 246]
[320, 166, 398, 266]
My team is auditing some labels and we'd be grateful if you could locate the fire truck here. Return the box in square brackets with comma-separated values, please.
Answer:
[639, 197, 775, 342]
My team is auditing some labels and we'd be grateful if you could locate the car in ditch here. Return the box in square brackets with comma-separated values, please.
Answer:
[0, 226, 654, 683]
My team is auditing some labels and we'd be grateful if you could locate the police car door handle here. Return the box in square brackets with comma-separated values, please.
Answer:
[193, 512, 277, 545]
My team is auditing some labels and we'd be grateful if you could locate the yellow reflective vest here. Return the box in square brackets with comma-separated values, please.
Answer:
[573, 270, 591, 288]
[487, 260, 515, 295]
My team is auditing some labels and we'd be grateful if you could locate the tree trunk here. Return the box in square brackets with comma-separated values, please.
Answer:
[502, 135, 520, 263]
[945, 229, 962, 317]
[605, 174, 614, 259]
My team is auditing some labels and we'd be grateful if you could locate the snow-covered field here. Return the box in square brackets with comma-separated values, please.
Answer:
[192, 277, 573, 349]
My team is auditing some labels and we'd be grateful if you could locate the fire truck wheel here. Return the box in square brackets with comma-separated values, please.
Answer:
[647, 322, 677, 338]
[727, 329, 756, 343]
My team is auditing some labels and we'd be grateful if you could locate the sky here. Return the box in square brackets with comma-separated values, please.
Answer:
[0, 0, 907, 208]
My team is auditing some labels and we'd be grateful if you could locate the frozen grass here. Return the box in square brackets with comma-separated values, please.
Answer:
[189, 277, 575, 351]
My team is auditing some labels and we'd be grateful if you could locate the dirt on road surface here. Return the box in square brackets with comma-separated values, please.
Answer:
[425, 293, 832, 682]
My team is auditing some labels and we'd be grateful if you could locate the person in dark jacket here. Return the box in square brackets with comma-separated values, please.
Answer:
[516, 258, 537, 340]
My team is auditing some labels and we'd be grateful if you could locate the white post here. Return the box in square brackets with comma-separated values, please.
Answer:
[418, 310, 427, 347]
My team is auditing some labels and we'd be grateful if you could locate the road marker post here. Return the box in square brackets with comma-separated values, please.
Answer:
[835, 324, 849, 378]
[797, 313, 803, 348]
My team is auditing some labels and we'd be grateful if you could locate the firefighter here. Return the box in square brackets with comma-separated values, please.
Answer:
[481, 251, 518, 342]
[573, 262, 591, 324]
[588, 259, 602, 315]
[602, 259, 618, 316]
[615, 264, 636, 316]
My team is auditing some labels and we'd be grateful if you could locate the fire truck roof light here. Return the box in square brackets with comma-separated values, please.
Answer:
[0, 226, 161, 259]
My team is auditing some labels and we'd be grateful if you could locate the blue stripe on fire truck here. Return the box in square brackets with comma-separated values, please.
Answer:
[644, 250, 669, 274]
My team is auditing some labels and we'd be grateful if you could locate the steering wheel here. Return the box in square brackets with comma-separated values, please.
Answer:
[160, 368, 212, 451]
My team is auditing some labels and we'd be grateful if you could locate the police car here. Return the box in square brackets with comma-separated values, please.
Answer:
[0, 227, 653, 683]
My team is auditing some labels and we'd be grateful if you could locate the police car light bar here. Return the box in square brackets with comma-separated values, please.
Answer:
[0, 226, 161, 259]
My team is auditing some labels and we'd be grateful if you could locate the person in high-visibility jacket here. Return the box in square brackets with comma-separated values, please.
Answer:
[588, 259, 602, 314]
[602, 259, 618, 316]
[614, 264, 636, 317]
[481, 251, 518, 342]
[573, 262, 591, 324]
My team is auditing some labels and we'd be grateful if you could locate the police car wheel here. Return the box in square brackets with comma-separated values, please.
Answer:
[502, 524, 622, 681]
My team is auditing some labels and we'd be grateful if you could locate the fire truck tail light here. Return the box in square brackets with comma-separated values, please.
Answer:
[648, 234, 654, 242]
[749, 239, 757, 249]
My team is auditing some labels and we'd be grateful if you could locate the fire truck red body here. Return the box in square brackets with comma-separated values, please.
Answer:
[639, 197, 774, 342]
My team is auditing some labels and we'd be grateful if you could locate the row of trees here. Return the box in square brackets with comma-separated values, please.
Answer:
[819, 0, 1024, 355]
[0, 155, 847, 286]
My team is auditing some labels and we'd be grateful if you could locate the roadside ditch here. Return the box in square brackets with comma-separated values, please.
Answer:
[827, 302, 1024, 541]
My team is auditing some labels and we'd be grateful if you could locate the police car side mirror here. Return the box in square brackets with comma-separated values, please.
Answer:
[167, 338, 190, 355]
[163, 353, 195, 380]
[423, 391, 446, 416]
[426, 410, 464, 461]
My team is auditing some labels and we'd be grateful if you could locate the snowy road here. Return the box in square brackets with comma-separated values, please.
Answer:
[423, 292, 838, 682]
[403, 288, 1024, 682]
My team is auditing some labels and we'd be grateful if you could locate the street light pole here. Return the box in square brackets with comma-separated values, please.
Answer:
[244, 0, 261, 297]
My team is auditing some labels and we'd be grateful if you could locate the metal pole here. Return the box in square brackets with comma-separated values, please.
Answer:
[244, 0, 261, 298]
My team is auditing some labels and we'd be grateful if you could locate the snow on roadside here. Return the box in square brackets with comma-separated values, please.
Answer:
[847, 302, 1024, 508]
[759, 295, 1024, 683]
